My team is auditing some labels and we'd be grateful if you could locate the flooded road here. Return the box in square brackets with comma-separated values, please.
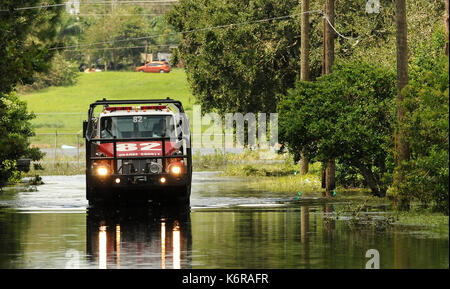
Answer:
[0, 172, 448, 269]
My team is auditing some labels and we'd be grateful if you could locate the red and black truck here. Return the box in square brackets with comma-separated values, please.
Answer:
[83, 99, 192, 206]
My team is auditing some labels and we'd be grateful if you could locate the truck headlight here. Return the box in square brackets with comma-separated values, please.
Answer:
[96, 166, 109, 176]
[170, 165, 182, 175]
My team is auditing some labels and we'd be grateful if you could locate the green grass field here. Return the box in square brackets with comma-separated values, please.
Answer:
[19, 69, 194, 146]
[20, 68, 193, 114]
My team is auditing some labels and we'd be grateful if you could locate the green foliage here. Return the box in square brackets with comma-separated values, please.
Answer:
[166, 0, 404, 114]
[278, 61, 396, 197]
[81, 8, 178, 69]
[398, 29, 449, 214]
[42, 53, 80, 87]
[167, 0, 303, 114]
[0, 0, 62, 94]
[17, 53, 80, 93]
[0, 1, 57, 188]
[0, 94, 44, 187]
[335, 162, 365, 189]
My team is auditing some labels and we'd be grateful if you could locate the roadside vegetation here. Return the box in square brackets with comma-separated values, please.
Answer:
[169, 0, 448, 215]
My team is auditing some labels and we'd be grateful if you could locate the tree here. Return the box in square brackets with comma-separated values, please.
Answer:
[81, 9, 175, 69]
[0, 0, 61, 187]
[395, 0, 410, 208]
[299, 0, 310, 175]
[278, 62, 396, 197]
[166, 0, 303, 114]
[324, 0, 335, 195]
[399, 29, 449, 214]
[445, 0, 449, 55]
[0, 0, 62, 93]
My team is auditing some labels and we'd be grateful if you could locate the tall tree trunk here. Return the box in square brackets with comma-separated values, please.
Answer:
[325, 0, 335, 75]
[395, 0, 410, 209]
[299, 0, 310, 175]
[321, 3, 327, 191]
[324, 0, 336, 195]
[445, 0, 449, 56]
[325, 160, 335, 194]
[301, 0, 310, 81]
[353, 161, 386, 197]
[322, 3, 327, 75]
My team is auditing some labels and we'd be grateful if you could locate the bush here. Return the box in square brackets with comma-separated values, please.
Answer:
[42, 53, 80, 87]
[17, 53, 79, 93]
[278, 61, 396, 197]
[336, 162, 366, 189]
[0, 93, 44, 188]
[398, 31, 449, 213]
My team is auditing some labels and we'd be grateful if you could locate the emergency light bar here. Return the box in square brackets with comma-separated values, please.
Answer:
[104, 105, 167, 112]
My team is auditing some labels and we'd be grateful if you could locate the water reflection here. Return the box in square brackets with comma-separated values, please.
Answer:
[86, 204, 192, 269]
[300, 206, 309, 267]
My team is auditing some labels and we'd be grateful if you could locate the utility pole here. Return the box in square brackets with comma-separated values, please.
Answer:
[321, 3, 327, 191]
[322, 3, 327, 76]
[299, 0, 310, 175]
[395, 0, 410, 208]
[324, 0, 336, 196]
[103, 1, 107, 71]
[145, 40, 149, 64]
[445, 0, 449, 56]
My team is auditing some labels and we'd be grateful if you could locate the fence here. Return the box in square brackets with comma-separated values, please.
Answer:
[30, 113, 284, 170]
[32, 132, 85, 167]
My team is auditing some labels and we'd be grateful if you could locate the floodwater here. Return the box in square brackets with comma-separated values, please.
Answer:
[0, 172, 448, 269]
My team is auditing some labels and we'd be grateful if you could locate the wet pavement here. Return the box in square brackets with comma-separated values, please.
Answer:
[0, 172, 448, 269]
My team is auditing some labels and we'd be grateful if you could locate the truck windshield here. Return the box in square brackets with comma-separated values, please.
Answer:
[99, 115, 175, 139]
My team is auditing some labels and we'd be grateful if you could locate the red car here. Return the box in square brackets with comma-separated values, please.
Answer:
[136, 61, 171, 73]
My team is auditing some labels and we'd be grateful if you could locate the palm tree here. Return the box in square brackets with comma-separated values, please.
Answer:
[55, 13, 84, 49]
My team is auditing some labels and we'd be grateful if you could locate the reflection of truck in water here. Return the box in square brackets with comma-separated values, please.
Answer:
[86, 205, 192, 269]
[83, 99, 192, 205]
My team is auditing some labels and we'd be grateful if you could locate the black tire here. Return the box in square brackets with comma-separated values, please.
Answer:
[138, 70, 144, 72]
[159, 69, 165, 73]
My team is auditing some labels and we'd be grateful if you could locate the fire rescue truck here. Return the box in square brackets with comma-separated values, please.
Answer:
[83, 99, 192, 205]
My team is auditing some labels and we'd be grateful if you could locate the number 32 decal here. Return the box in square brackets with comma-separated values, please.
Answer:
[116, 142, 160, 152]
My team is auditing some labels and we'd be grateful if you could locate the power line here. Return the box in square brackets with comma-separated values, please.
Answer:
[77, 13, 163, 16]
[322, 12, 359, 41]
[1, 1, 178, 12]
[64, 43, 178, 52]
[50, 9, 323, 51]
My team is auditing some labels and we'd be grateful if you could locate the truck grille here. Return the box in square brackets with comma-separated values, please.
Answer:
[118, 159, 162, 175]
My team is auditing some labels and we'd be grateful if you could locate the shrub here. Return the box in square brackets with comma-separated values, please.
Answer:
[278, 61, 396, 197]
[398, 31, 449, 214]
[17, 53, 80, 93]
[0, 93, 44, 188]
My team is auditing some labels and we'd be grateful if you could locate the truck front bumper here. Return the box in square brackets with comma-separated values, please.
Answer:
[87, 173, 190, 201]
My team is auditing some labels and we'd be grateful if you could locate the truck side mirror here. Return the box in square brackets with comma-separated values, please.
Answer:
[83, 121, 88, 138]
